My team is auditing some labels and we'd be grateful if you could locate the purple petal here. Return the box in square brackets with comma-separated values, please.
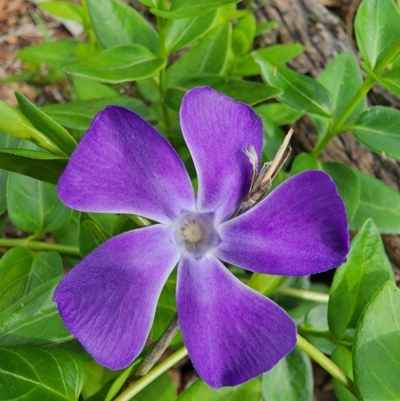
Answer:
[58, 106, 195, 224]
[177, 255, 296, 389]
[53, 225, 180, 370]
[216, 171, 349, 276]
[180, 87, 263, 222]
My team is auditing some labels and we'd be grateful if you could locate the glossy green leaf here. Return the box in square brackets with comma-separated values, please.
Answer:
[65, 45, 164, 83]
[39, 1, 84, 24]
[322, 162, 360, 222]
[79, 213, 105, 257]
[0, 248, 62, 313]
[329, 219, 394, 339]
[150, 0, 240, 19]
[7, 171, 71, 234]
[249, 273, 286, 296]
[0, 148, 67, 184]
[167, 24, 231, 86]
[131, 373, 176, 401]
[41, 97, 148, 131]
[256, 56, 332, 117]
[177, 377, 261, 400]
[378, 67, 400, 96]
[15, 92, 77, 156]
[0, 277, 72, 346]
[254, 103, 303, 126]
[165, 10, 217, 53]
[72, 77, 119, 100]
[233, 13, 256, 55]
[233, 44, 305, 76]
[302, 304, 336, 355]
[86, 0, 158, 52]
[353, 282, 400, 400]
[317, 52, 366, 123]
[0, 346, 85, 400]
[355, 0, 400, 70]
[353, 106, 400, 160]
[290, 153, 319, 175]
[350, 169, 400, 233]
[255, 21, 277, 36]
[164, 75, 280, 110]
[331, 347, 358, 401]
[16, 40, 80, 69]
[261, 348, 312, 401]
[0, 132, 21, 214]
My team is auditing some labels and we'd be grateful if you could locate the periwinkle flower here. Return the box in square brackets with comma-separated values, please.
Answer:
[54, 87, 349, 389]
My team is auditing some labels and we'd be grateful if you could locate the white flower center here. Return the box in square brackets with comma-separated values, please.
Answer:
[172, 211, 220, 259]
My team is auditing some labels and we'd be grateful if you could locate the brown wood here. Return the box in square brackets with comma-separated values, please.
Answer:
[253, 0, 400, 268]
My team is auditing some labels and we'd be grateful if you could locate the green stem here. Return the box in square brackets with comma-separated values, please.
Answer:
[126, 215, 152, 227]
[114, 347, 188, 401]
[298, 327, 353, 346]
[0, 238, 80, 256]
[275, 287, 329, 303]
[296, 334, 358, 399]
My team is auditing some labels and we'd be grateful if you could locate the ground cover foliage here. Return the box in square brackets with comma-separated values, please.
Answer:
[0, 0, 400, 400]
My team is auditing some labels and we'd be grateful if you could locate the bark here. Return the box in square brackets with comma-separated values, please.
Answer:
[253, 0, 400, 269]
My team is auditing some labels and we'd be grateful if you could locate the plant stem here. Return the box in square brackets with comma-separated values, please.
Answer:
[126, 215, 152, 227]
[296, 334, 358, 399]
[114, 346, 188, 401]
[0, 238, 80, 256]
[134, 314, 180, 378]
[275, 287, 329, 303]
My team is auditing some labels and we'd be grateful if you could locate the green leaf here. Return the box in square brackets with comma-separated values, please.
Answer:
[317, 52, 366, 123]
[328, 219, 394, 339]
[0, 248, 62, 313]
[290, 153, 319, 175]
[39, 1, 85, 24]
[0, 278, 72, 346]
[352, 106, 400, 160]
[79, 213, 104, 257]
[164, 75, 280, 110]
[167, 24, 231, 86]
[150, 0, 240, 19]
[322, 162, 360, 222]
[15, 92, 77, 156]
[64, 45, 165, 84]
[355, 0, 400, 71]
[255, 56, 332, 117]
[0, 346, 85, 400]
[331, 347, 358, 401]
[16, 40, 80, 69]
[261, 348, 313, 401]
[177, 377, 261, 400]
[232, 13, 256, 55]
[0, 132, 21, 214]
[353, 282, 400, 400]
[131, 373, 176, 401]
[0, 148, 67, 184]
[165, 10, 218, 53]
[249, 273, 286, 296]
[7, 171, 71, 235]
[72, 77, 119, 100]
[254, 103, 303, 126]
[350, 169, 400, 234]
[378, 67, 400, 96]
[41, 97, 149, 131]
[86, 0, 158, 52]
[233, 44, 305, 77]
[255, 21, 277, 36]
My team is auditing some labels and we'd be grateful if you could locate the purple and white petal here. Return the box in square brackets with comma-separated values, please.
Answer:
[177, 255, 296, 389]
[180, 87, 263, 222]
[53, 225, 180, 370]
[216, 171, 349, 276]
[58, 106, 195, 224]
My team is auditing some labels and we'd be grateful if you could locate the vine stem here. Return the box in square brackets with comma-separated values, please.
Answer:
[114, 346, 188, 401]
[275, 287, 329, 303]
[0, 238, 80, 256]
[296, 334, 359, 399]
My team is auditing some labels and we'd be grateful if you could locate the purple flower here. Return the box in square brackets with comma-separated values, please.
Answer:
[54, 87, 349, 388]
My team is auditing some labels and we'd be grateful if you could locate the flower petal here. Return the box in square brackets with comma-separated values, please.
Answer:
[216, 170, 349, 275]
[180, 87, 263, 222]
[53, 225, 179, 370]
[58, 106, 195, 224]
[177, 255, 296, 389]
